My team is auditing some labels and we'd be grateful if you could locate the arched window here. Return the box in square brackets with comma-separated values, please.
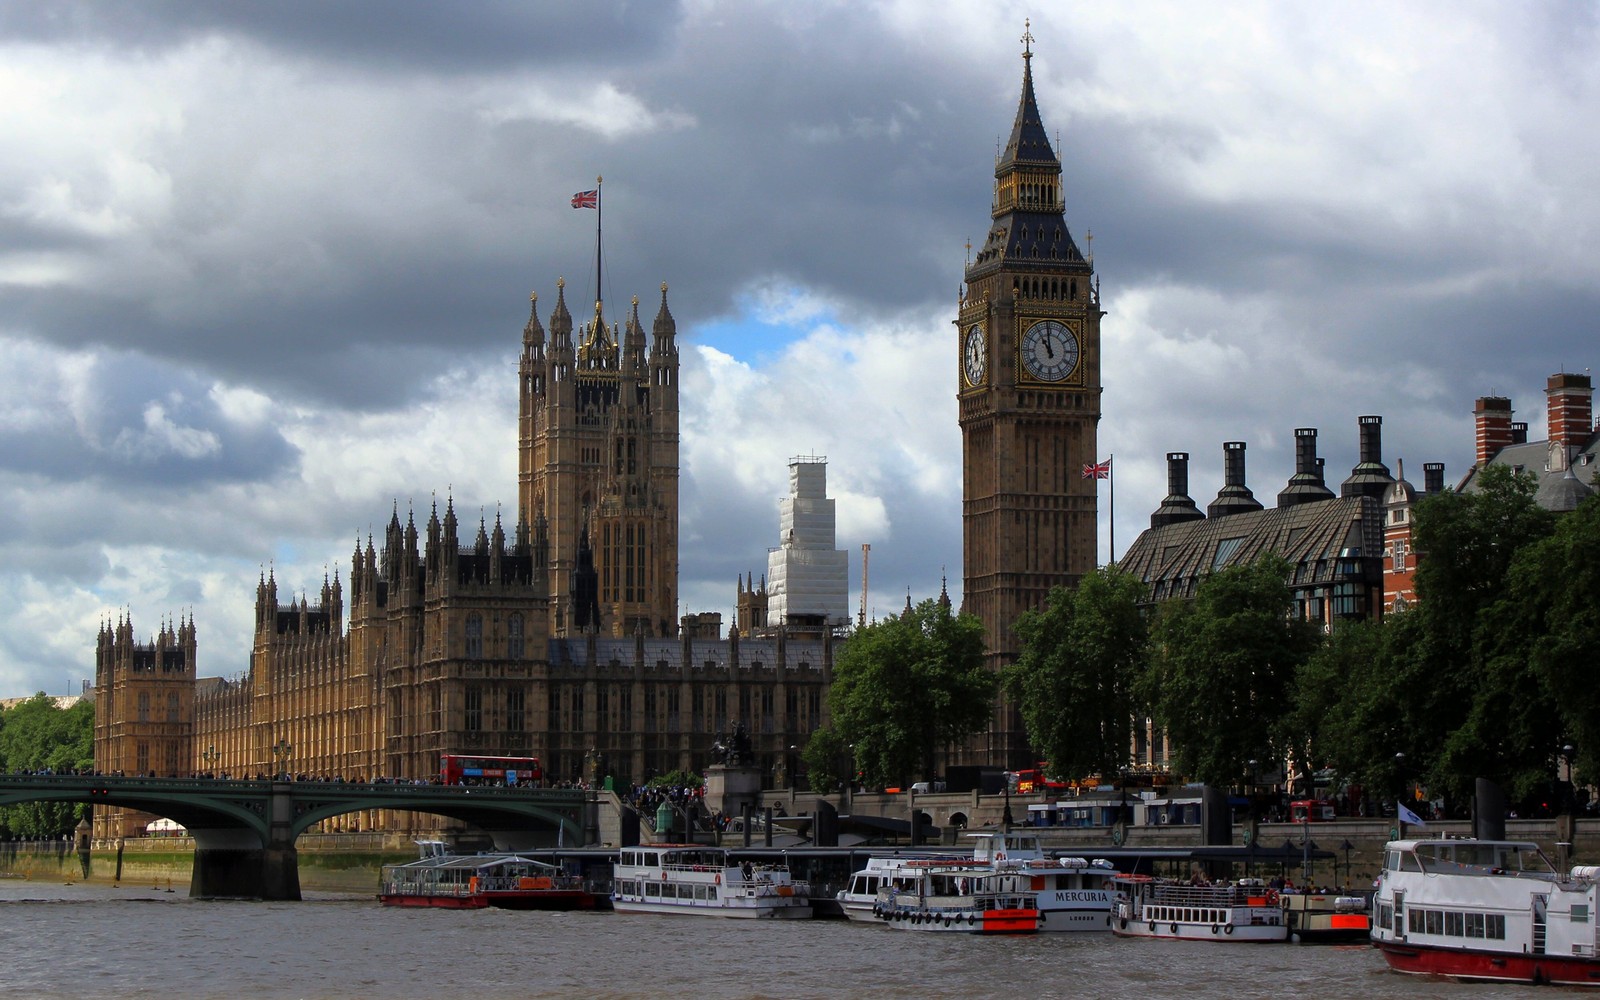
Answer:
[507, 614, 524, 659]
[466, 614, 484, 659]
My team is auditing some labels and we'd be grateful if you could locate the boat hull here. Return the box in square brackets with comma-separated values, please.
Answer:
[1112, 916, 1288, 943]
[612, 899, 813, 919]
[880, 906, 1039, 934]
[1376, 940, 1600, 987]
[378, 893, 489, 909]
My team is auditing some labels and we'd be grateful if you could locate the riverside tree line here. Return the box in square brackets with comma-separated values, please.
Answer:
[807, 466, 1600, 815]
[0, 694, 93, 836]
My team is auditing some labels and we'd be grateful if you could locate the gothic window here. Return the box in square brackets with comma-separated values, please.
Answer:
[164, 741, 180, 775]
[506, 687, 526, 733]
[466, 614, 483, 659]
[166, 692, 180, 722]
[430, 687, 441, 735]
[547, 687, 560, 733]
[136, 741, 150, 774]
[465, 685, 483, 732]
[507, 614, 524, 659]
[137, 692, 151, 722]
[1392, 540, 1408, 572]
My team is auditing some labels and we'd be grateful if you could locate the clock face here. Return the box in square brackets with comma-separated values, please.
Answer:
[963, 325, 987, 387]
[1020, 319, 1080, 383]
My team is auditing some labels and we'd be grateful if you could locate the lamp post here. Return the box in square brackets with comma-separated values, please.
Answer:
[1393, 751, 1407, 839]
[200, 745, 219, 776]
[271, 739, 293, 781]
[787, 745, 798, 792]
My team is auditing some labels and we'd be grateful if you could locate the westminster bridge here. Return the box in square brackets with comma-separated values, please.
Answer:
[0, 774, 587, 900]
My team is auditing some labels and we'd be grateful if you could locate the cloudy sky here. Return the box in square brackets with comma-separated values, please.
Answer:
[3, 1, 1598, 696]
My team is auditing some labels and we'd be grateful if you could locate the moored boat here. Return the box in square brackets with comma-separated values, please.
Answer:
[873, 862, 1040, 934]
[1112, 874, 1288, 942]
[1280, 888, 1371, 942]
[837, 853, 950, 923]
[379, 849, 596, 910]
[611, 844, 812, 919]
[1371, 837, 1600, 986]
[971, 832, 1117, 932]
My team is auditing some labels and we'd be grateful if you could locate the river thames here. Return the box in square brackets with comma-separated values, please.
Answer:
[0, 878, 1547, 1000]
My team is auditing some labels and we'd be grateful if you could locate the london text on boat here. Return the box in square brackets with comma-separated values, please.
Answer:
[1112, 875, 1289, 942]
[873, 862, 1040, 934]
[379, 849, 596, 910]
[611, 845, 812, 919]
[1371, 837, 1600, 986]
[970, 831, 1117, 932]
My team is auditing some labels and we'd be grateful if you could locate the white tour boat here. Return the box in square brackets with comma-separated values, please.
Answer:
[1112, 874, 1288, 942]
[1372, 837, 1600, 986]
[837, 853, 952, 923]
[873, 862, 1040, 934]
[611, 845, 812, 919]
[971, 832, 1118, 932]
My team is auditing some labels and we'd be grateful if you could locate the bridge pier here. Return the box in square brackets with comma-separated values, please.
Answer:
[188, 783, 301, 900]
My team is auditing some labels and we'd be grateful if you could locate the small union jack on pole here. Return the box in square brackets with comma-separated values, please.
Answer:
[1082, 455, 1113, 564]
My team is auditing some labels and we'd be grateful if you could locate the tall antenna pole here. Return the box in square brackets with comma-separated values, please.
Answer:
[859, 543, 870, 629]
[1109, 453, 1116, 565]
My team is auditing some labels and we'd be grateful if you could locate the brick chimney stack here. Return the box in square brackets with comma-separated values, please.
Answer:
[1547, 372, 1594, 450]
[1474, 397, 1513, 466]
[1423, 462, 1445, 494]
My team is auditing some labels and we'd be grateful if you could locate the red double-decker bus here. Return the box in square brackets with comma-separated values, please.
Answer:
[439, 754, 542, 786]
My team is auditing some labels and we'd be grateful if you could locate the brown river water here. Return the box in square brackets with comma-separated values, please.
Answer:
[0, 878, 1548, 1000]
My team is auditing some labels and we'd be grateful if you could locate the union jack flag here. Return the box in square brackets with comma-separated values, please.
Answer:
[571, 189, 598, 209]
[1082, 459, 1111, 480]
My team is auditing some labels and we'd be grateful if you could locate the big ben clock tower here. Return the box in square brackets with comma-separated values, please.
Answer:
[959, 27, 1102, 766]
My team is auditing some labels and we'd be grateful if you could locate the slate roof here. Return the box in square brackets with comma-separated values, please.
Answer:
[1119, 495, 1382, 602]
[1459, 431, 1600, 513]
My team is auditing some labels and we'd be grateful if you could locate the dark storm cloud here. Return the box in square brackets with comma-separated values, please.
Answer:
[0, 1, 686, 72]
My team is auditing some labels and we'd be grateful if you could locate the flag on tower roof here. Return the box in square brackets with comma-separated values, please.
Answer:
[1082, 459, 1112, 480]
[571, 189, 598, 209]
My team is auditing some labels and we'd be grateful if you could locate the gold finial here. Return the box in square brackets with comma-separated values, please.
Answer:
[529, 291, 537, 303]
[965, 238, 972, 268]
[661, 281, 668, 293]
[632, 294, 639, 306]
[1086, 228, 1094, 264]
[557, 277, 565, 288]
[1021, 18, 1033, 59]
[596, 174, 602, 185]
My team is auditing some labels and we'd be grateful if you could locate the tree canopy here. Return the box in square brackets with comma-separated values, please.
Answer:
[0, 694, 94, 837]
[1139, 556, 1319, 788]
[1006, 566, 1147, 782]
[824, 598, 993, 788]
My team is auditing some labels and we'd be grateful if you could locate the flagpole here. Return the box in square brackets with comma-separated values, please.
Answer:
[1109, 453, 1115, 565]
[594, 175, 603, 310]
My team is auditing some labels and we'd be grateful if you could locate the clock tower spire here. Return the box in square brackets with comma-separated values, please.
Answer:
[957, 27, 1103, 767]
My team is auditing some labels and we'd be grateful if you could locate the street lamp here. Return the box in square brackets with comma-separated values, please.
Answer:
[1393, 752, 1408, 837]
[787, 745, 798, 792]
[271, 739, 293, 780]
[200, 745, 219, 776]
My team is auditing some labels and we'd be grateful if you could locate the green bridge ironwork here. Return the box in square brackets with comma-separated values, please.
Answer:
[0, 774, 587, 900]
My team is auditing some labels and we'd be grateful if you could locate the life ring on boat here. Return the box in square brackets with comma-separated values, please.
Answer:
[1170, 923, 1179, 934]
[1224, 924, 1234, 935]
[1266, 889, 1279, 904]
[714, 874, 721, 885]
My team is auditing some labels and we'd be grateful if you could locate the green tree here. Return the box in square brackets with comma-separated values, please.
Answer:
[1407, 465, 1557, 803]
[1499, 494, 1600, 789]
[828, 598, 993, 788]
[800, 726, 851, 794]
[0, 695, 94, 836]
[1006, 566, 1148, 782]
[1140, 556, 1319, 787]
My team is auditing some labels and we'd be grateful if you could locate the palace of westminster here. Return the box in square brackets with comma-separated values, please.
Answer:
[95, 35, 1580, 840]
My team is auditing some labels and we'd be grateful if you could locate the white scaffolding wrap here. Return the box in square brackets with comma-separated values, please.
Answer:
[767, 457, 849, 626]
